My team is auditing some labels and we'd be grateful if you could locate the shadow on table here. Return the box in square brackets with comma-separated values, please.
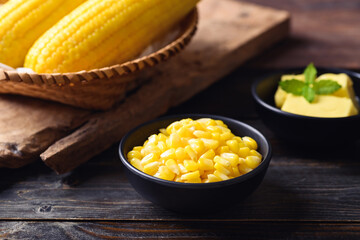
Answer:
[165, 179, 309, 238]
[0, 159, 51, 193]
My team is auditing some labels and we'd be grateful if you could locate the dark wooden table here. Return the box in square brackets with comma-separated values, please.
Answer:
[1, 0, 360, 239]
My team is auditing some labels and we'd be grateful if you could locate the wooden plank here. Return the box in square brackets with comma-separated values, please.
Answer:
[0, 137, 359, 221]
[1, 221, 360, 240]
[240, 0, 360, 69]
[40, 0, 290, 174]
[0, 95, 90, 168]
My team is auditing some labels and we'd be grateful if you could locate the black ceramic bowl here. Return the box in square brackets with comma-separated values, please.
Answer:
[119, 114, 272, 213]
[252, 68, 360, 144]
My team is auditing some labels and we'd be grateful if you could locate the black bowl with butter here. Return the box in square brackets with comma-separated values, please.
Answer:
[119, 114, 272, 213]
[251, 68, 360, 144]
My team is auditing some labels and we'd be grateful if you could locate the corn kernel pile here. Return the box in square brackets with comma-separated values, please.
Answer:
[127, 118, 262, 183]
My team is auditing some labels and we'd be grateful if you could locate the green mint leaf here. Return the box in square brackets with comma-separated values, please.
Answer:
[304, 62, 317, 84]
[313, 80, 342, 95]
[302, 85, 316, 103]
[279, 79, 306, 96]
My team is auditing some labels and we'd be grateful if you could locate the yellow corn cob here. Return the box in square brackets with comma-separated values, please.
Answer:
[0, 0, 87, 68]
[25, 0, 199, 73]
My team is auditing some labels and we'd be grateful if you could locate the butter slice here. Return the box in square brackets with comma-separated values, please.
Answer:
[274, 74, 305, 108]
[281, 95, 358, 118]
[317, 73, 359, 109]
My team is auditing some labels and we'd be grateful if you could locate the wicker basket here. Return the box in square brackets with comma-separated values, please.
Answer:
[0, 8, 198, 110]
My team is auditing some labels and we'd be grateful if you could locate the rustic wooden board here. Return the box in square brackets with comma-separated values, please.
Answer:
[0, 0, 290, 173]
[1, 221, 360, 240]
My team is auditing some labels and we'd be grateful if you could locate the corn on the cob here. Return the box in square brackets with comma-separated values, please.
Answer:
[0, 0, 86, 68]
[25, 0, 199, 73]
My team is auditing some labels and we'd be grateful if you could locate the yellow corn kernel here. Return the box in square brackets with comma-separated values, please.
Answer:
[157, 141, 167, 152]
[214, 162, 231, 175]
[140, 153, 158, 165]
[245, 156, 262, 169]
[198, 158, 214, 171]
[141, 144, 161, 157]
[192, 119, 203, 127]
[180, 118, 192, 125]
[155, 166, 175, 181]
[193, 130, 212, 139]
[186, 178, 202, 183]
[127, 150, 142, 160]
[133, 146, 143, 152]
[232, 166, 241, 177]
[214, 170, 230, 181]
[197, 118, 216, 126]
[143, 162, 160, 175]
[25, 0, 200, 72]
[207, 174, 222, 183]
[0, 0, 87, 68]
[226, 140, 239, 154]
[188, 139, 205, 155]
[166, 122, 180, 134]
[199, 169, 205, 177]
[243, 136, 258, 150]
[175, 147, 187, 161]
[180, 137, 191, 147]
[220, 153, 239, 166]
[184, 160, 198, 171]
[158, 133, 167, 142]
[238, 164, 253, 174]
[250, 150, 262, 158]
[206, 126, 221, 133]
[238, 147, 251, 158]
[168, 133, 182, 148]
[220, 132, 235, 142]
[199, 149, 216, 160]
[210, 132, 220, 141]
[165, 159, 180, 175]
[130, 158, 143, 171]
[215, 120, 226, 127]
[181, 170, 200, 182]
[177, 126, 193, 138]
[217, 146, 230, 155]
[148, 134, 158, 144]
[174, 176, 183, 182]
[159, 128, 168, 136]
[185, 145, 197, 161]
[178, 163, 188, 174]
[201, 138, 219, 150]
[218, 125, 231, 133]
[214, 156, 231, 168]
[160, 148, 176, 160]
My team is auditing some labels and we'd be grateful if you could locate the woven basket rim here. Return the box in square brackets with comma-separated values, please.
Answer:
[0, 8, 198, 86]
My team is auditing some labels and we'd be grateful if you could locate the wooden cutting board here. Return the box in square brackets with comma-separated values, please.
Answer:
[0, 0, 289, 173]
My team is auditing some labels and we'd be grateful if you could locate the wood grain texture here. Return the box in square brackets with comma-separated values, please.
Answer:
[241, 0, 360, 69]
[0, 95, 90, 168]
[1, 221, 360, 240]
[40, 0, 290, 174]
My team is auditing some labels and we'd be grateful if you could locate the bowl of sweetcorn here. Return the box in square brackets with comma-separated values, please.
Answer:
[0, 0, 199, 110]
[119, 114, 272, 212]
